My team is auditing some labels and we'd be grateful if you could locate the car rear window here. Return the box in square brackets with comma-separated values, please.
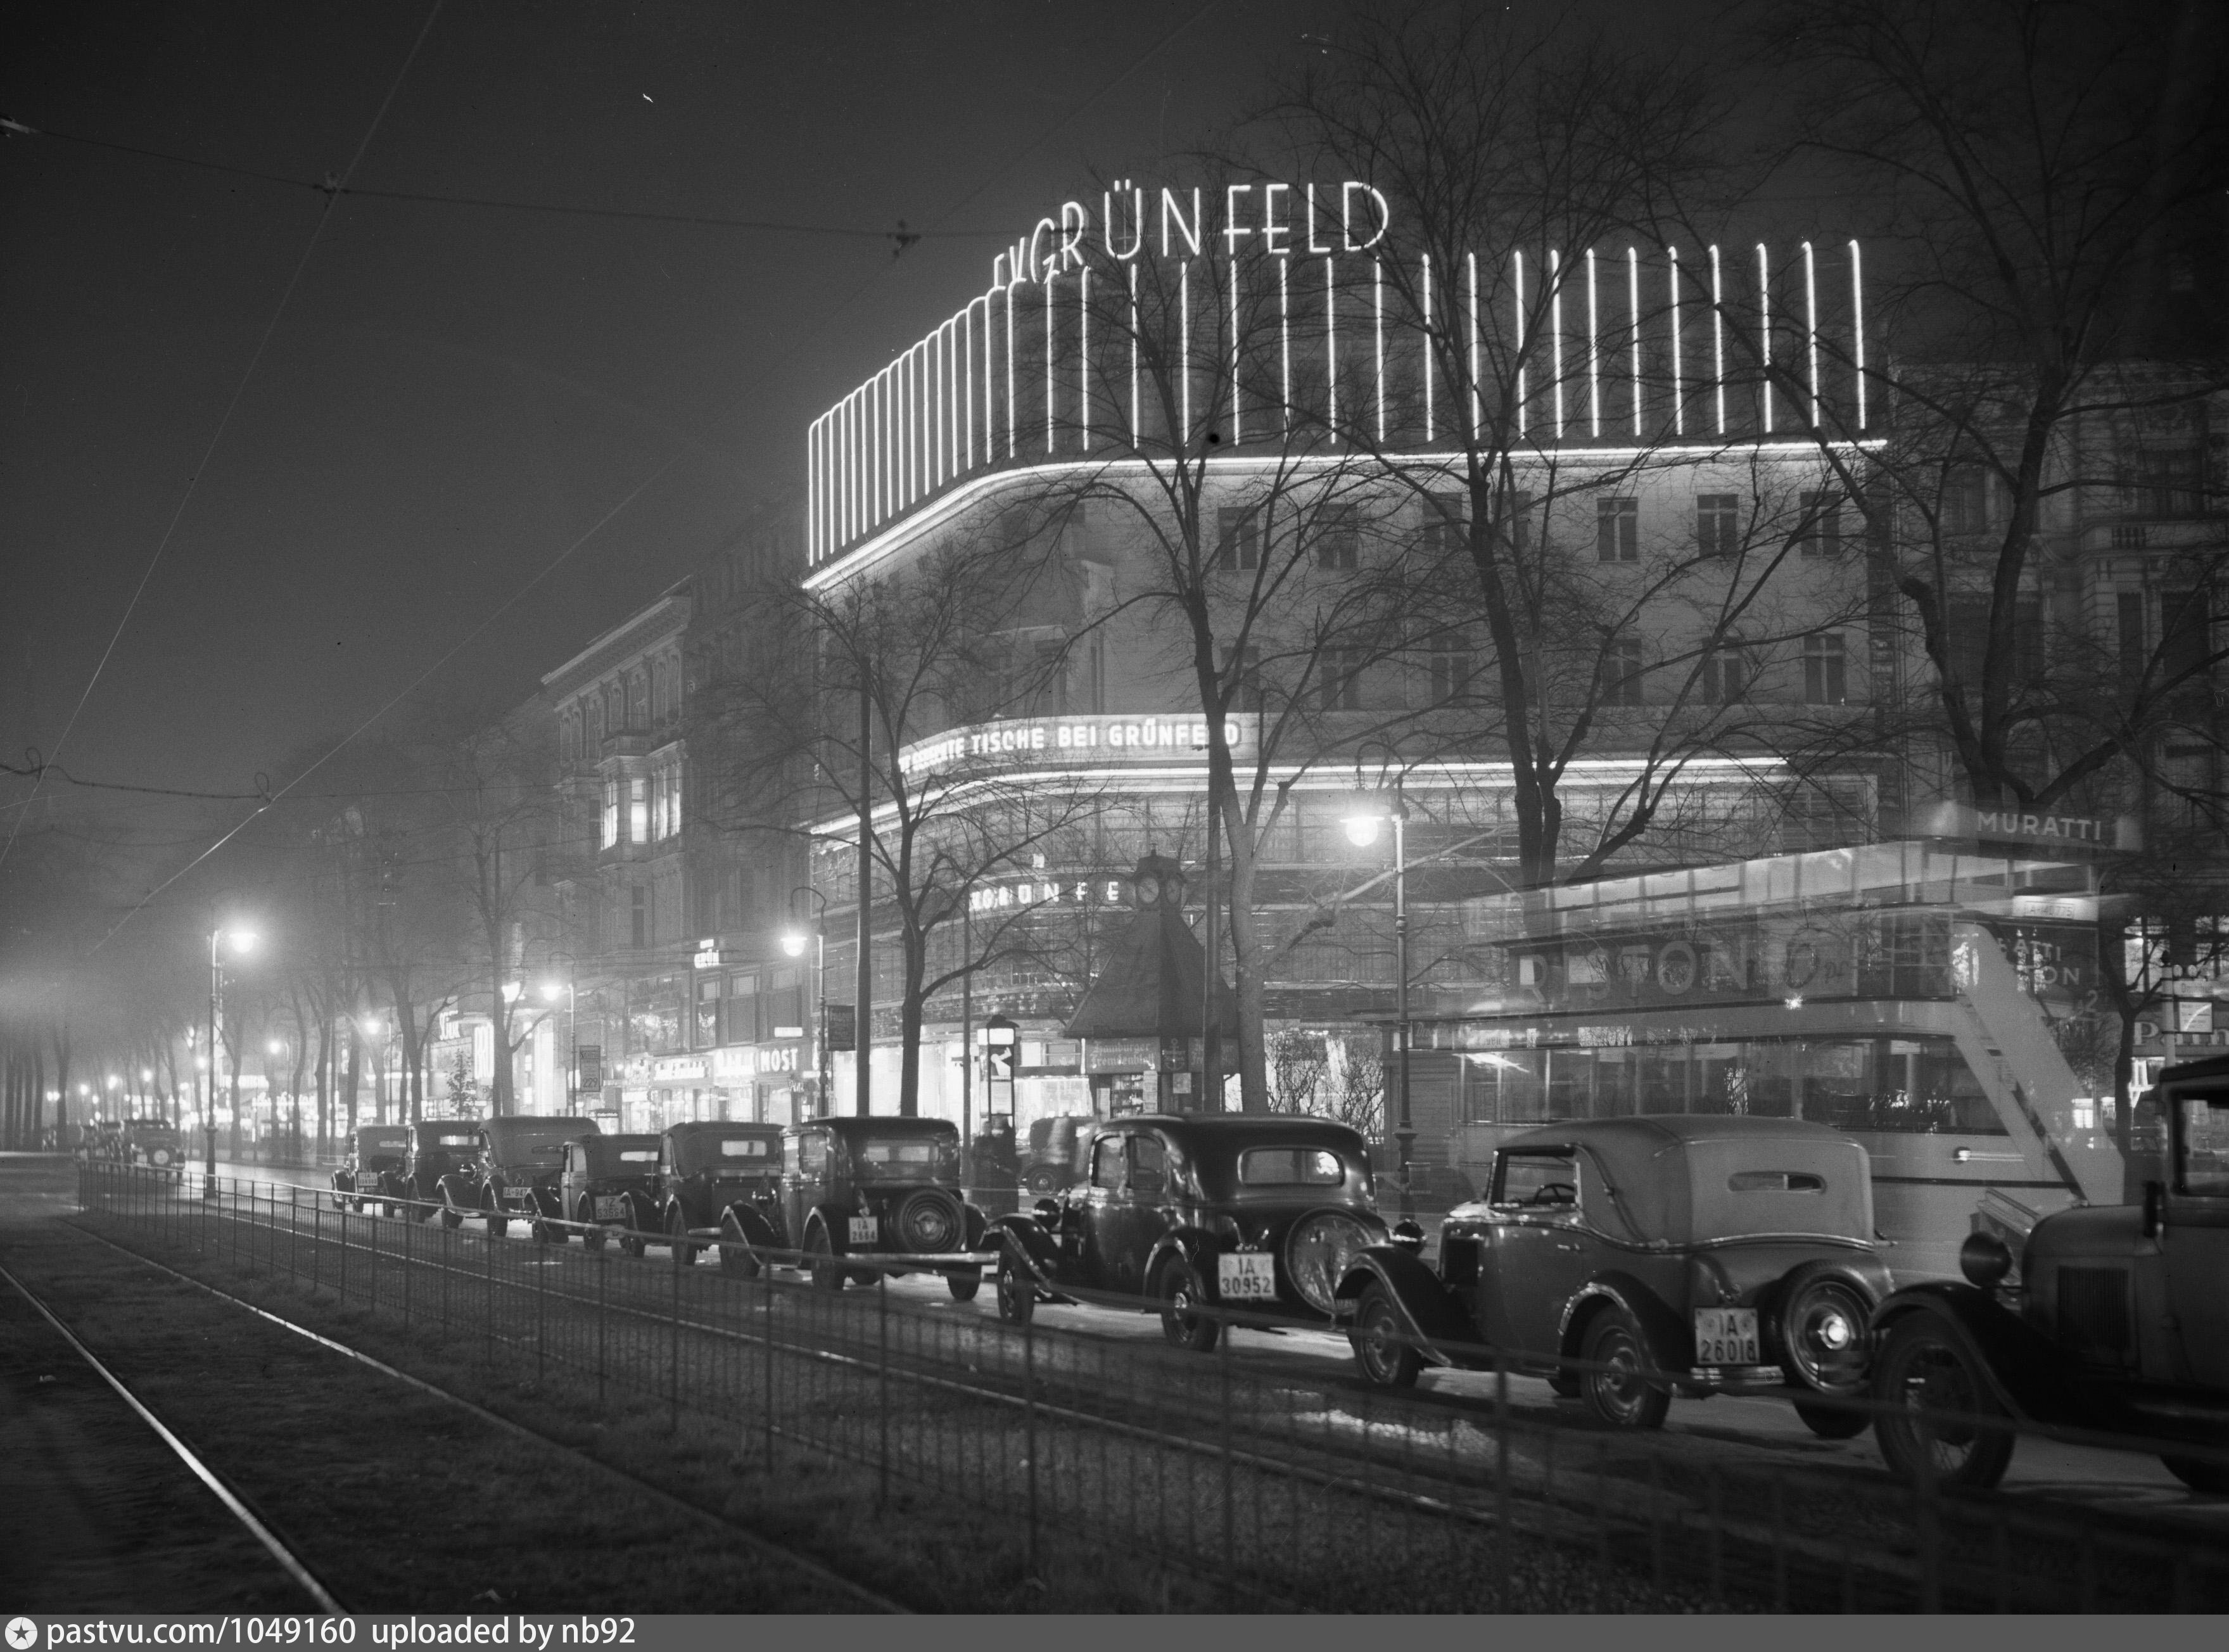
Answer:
[433, 1133, 476, 1148]
[617, 1149, 658, 1164]
[860, 1140, 936, 1165]
[720, 1138, 772, 1159]
[1728, 1171, 1826, 1193]
[853, 1136, 957, 1178]
[1237, 1147, 1345, 1186]
[1493, 1151, 1577, 1207]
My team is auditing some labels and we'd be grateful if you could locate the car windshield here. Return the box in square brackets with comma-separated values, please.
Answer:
[851, 1134, 956, 1179]
[2179, 1096, 2229, 1197]
[1494, 1151, 1577, 1208]
[1236, 1146, 1347, 1186]
[359, 1131, 408, 1151]
[674, 1132, 778, 1174]
[491, 1125, 581, 1161]
[426, 1132, 478, 1149]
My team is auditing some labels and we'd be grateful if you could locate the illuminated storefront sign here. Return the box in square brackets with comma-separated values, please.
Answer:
[899, 713, 1259, 778]
[652, 1055, 709, 1083]
[969, 875, 1127, 916]
[1925, 802, 2137, 850]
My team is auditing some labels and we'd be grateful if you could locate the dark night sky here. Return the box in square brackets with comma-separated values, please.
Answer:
[2, 0, 1362, 810]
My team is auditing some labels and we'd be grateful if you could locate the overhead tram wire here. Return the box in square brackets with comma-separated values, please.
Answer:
[0, 0, 451, 879]
[87, 3, 1223, 952]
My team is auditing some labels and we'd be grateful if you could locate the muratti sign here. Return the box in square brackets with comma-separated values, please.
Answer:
[1924, 803, 2138, 852]
[993, 180, 1392, 288]
[898, 713, 1261, 779]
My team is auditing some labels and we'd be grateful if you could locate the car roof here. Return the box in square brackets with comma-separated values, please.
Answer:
[580, 1133, 660, 1150]
[1500, 1114, 1852, 1152]
[666, 1121, 781, 1138]
[802, 1117, 957, 1138]
[1115, 1113, 1368, 1145]
[484, 1115, 597, 1134]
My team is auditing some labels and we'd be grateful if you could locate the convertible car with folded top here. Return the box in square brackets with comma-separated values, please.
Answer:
[1335, 1116, 1892, 1435]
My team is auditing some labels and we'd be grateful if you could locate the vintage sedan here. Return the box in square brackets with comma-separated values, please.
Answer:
[553, 1133, 662, 1249]
[654, 1122, 787, 1273]
[783, 1117, 992, 1298]
[1336, 1116, 1891, 1435]
[437, 1115, 598, 1233]
[122, 1118, 187, 1182]
[331, 1124, 411, 1212]
[1021, 1115, 1097, 1195]
[1868, 1055, 2229, 1491]
[397, 1121, 484, 1216]
[993, 1115, 1388, 1352]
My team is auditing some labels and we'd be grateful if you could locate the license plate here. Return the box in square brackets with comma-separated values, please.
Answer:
[1694, 1307, 1760, 1366]
[593, 1196, 628, 1221]
[848, 1216, 879, 1246]
[1217, 1252, 1277, 1301]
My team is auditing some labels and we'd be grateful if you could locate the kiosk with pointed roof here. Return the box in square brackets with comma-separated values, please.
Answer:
[1065, 855, 1237, 1112]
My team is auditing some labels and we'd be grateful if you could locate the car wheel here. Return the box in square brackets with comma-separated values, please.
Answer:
[583, 1217, 606, 1253]
[440, 1193, 464, 1230]
[530, 1217, 554, 1246]
[1580, 1308, 1671, 1430]
[947, 1264, 981, 1302]
[1349, 1283, 1422, 1389]
[1777, 1269, 1873, 1395]
[2161, 1454, 2229, 1494]
[1791, 1397, 1869, 1439]
[1871, 1315, 2015, 1490]
[995, 1249, 1035, 1325]
[1155, 1257, 1221, 1353]
[619, 1231, 645, 1258]
[1023, 1165, 1060, 1195]
[718, 1211, 761, 1276]
[1547, 1371, 1583, 1399]
[806, 1225, 844, 1292]
[668, 1212, 699, 1266]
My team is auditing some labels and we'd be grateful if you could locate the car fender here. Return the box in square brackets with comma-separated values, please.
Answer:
[1145, 1228, 1221, 1294]
[994, 1215, 1065, 1284]
[1333, 1245, 1480, 1361]
[621, 1189, 660, 1232]
[1870, 1282, 2082, 1426]
[807, 1202, 854, 1252]
[1559, 1273, 1688, 1374]
[962, 1201, 989, 1250]
[435, 1173, 474, 1207]
[721, 1204, 781, 1249]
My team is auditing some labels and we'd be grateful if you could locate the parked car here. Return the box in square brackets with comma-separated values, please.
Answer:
[654, 1122, 787, 1273]
[783, 1117, 991, 1298]
[396, 1121, 484, 1216]
[994, 1114, 1388, 1352]
[82, 1120, 125, 1161]
[438, 1115, 598, 1233]
[122, 1118, 186, 1181]
[331, 1124, 412, 1211]
[555, 1133, 662, 1249]
[1869, 1055, 2229, 1491]
[1335, 1116, 1892, 1436]
[1021, 1115, 1097, 1195]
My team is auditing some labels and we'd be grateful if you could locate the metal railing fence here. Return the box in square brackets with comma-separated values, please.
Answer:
[73, 1162, 2229, 1613]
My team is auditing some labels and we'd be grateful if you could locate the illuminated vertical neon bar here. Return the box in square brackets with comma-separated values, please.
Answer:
[1466, 251, 1478, 439]
[1230, 257, 1242, 447]
[806, 420, 816, 563]
[929, 333, 940, 488]
[1757, 243, 1773, 434]
[1668, 249, 1683, 436]
[982, 296, 996, 465]
[1180, 259, 1192, 445]
[1046, 274, 1057, 455]
[1510, 251, 1523, 439]
[1373, 258, 1385, 443]
[1080, 269, 1091, 450]
[1710, 245, 1725, 435]
[1627, 247, 1641, 437]
[1278, 256, 1290, 434]
[1802, 241, 1820, 428]
[1421, 253, 1434, 442]
[901, 350, 913, 505]
[839, 398, 848, 545]
[1550, 250, 1565, 438]
[1585, 248, 1600, 438]
[1128, 263, 1140, 448]
[1850, 239, 1867, 430]
[1324, 255, 1337, 440]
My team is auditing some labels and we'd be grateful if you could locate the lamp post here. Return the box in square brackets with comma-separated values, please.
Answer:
[784, 886, 829, 1124]
[1345, 789, 1413, 1221]
[205, 925, 256, 1192]
[360, 1015, 386, 1126]
[538, 976, 576, 1111]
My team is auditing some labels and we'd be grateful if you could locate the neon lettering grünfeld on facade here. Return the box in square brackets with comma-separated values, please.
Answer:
[804, 179, 1872, 571]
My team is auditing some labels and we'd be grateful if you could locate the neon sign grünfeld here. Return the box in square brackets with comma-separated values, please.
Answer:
[994, 181, 1392, 290]
[897, 713, 1261, 778]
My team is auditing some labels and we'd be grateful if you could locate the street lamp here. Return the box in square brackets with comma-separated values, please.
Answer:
[786, 886, 830, 1122]
[360, 1015, 387, 1126]
[1345, 790, 1413, 1221]
[205, 925, 256, 1192]
[537, 977, 576, 1109]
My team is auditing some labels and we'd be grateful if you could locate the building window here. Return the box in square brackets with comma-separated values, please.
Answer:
[1216, 507, 1260, 571]
[1803, 633, 1848, 704]
[2161, 744, 2217, 827]
[1316, 506, 1359, 570]
[1943, 464, 1993, 535]
[601, 778, 619, 849]
[2119, 590, 2148, 687]
[1597, 497, 1638, 562]
[1797, 490, 1843, 557]
[2161, 588, 2214, 686]
[1696, 493, 1740, 557]
[1497, 488, 1532, 552]
[1428, 633, 1476, 704]
[2131, 447, 2207, 519]
[1319, 645, 1364, 711]
[1423, 492, 1467, 559]
[631, 886, 649, 950]
[1597, 637, 1646, 706]
[1700, 640, 1748, 704]
[1222, 644, 1262, 711]
[628, 776, 649, 845]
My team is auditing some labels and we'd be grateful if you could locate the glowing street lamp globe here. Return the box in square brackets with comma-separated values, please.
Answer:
[538, 979, 564, 1004]
[780, 929, 809, 959]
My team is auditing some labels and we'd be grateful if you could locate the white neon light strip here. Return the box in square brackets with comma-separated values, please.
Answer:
[1511, 252, 1524, 438]
[802, 437, 1883, 589]
[1180, 258, 1192, 443]
[1850, 239, 1866, 429]
[1757, 243, 1772, 434]
[1374, 258, 1386, 443]
[1005, 283, 1016, 458]
[1128, 263, 1139, 447]
[1668, 248, 1682, 436]
[1080, 269, 1091, 449]
[1710, 245, 1724, 435]
[1628, 246, 1641, 438]
[1468, 253, 1479, 439]
[1279, 255, 1290, 434]
[1229, 257, 1242, 446]
[1586, 248, 1600, 437]
[1324, 255, 1337, 438]
[1550, 250, 1565, 437]
[1421, 253, 1433, 442]
[1802, 241, 1820, 428]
